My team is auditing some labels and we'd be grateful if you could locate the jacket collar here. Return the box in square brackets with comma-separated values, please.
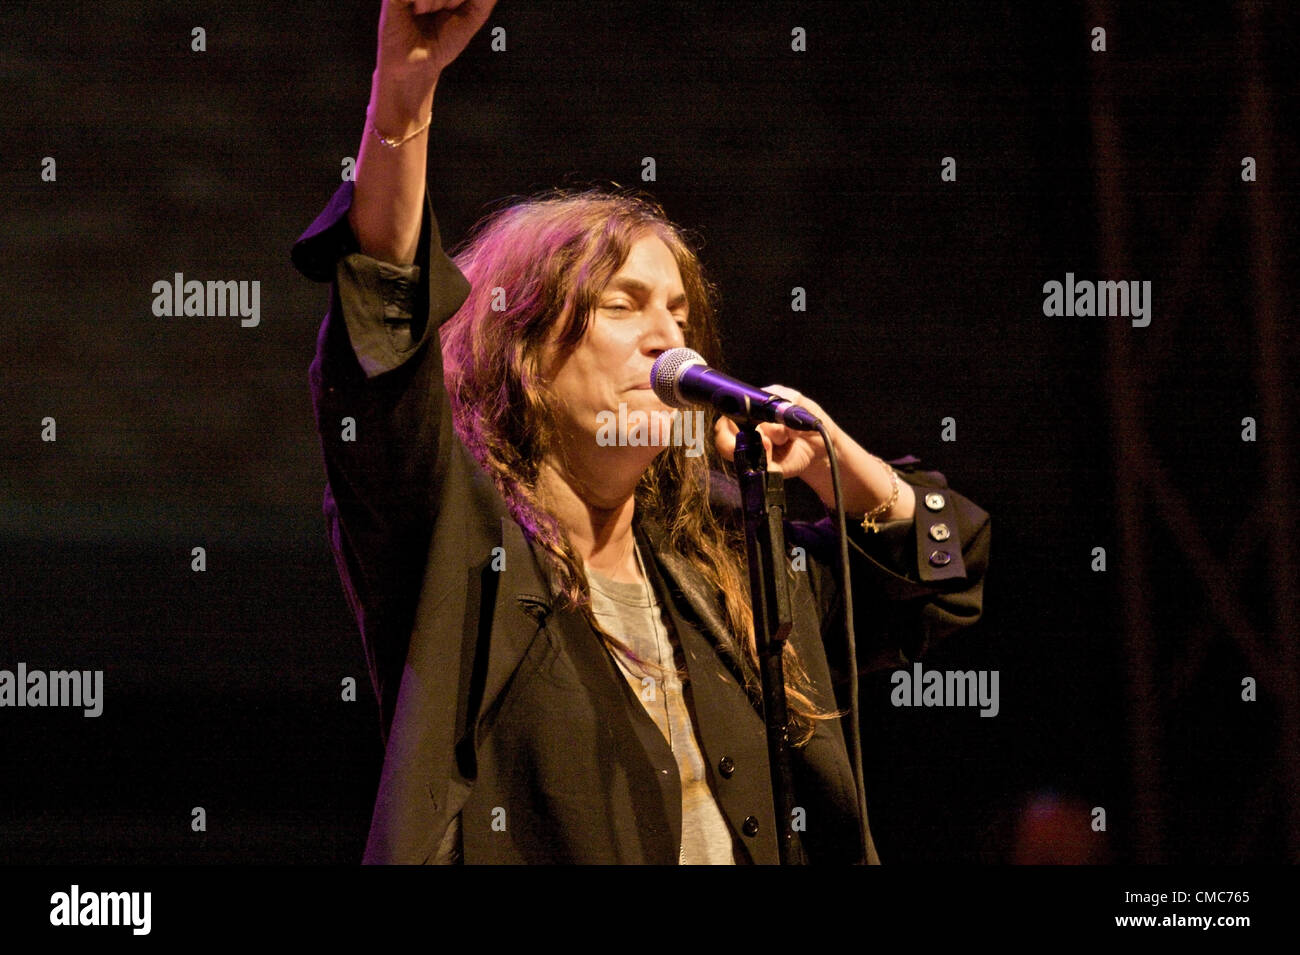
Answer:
[494, 507, 734, 643]
[633, 514, 737, 655]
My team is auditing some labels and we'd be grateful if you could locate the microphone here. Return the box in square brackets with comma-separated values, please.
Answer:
[650, 347, 821, 431]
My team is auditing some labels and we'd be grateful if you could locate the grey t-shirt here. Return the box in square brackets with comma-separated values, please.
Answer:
[586, 547, 738, 865]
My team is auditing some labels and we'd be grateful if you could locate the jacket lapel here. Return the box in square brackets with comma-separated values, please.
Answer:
[636, 517, 781, 864]
[466, 515, 555, 752]
[464, 515, 681, 862]
[637, 518, 746, 668]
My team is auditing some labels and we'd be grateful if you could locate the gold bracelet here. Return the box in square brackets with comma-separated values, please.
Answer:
[860, 457, 899, 534]
[367, 112, 432, 149]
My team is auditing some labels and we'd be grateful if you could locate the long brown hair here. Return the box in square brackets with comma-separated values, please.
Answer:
[439, 188, 834, 745]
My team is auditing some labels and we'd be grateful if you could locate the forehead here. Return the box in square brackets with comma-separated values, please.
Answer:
[607, 233, 684, 289]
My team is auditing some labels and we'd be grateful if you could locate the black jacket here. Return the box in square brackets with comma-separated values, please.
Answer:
[293, 180, 990, 864]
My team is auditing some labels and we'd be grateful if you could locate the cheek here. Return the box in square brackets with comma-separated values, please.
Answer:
[577, 328, 631, 384]
[547, 320, 638, 417]
[595, 323, 642, 367]
[548, 351, 608, 423]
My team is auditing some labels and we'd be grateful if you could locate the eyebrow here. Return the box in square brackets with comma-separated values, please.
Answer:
[605, 277, 689, 310]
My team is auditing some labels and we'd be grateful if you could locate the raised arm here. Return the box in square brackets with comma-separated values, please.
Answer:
[292, 0, 496, 733]
[350, 0, 496, 266]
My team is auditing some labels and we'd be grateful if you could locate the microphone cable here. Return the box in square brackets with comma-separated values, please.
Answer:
[816, 420, 871, 864]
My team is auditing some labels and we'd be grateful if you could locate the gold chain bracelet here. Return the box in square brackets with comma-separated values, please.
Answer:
[368, 112, 432, 149]
[860, 457, 899, 534]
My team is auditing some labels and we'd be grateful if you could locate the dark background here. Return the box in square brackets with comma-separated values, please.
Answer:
[1, 0, 1295, 864]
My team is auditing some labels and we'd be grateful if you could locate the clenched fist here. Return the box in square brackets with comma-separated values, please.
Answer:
[376, 0, 498, 82]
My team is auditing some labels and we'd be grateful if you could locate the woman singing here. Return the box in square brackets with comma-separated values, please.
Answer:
[292, 0, 989, 864]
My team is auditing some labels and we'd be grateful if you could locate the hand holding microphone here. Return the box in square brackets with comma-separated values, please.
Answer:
[650, 347, 841, 481]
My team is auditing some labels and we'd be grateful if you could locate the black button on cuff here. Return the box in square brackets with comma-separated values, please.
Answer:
[742, 816, 760, 837]
[912, 486, 966, 581]
[718, 756, 735, 778]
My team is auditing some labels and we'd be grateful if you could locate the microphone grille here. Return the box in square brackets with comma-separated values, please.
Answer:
[651, 347, 705, 408]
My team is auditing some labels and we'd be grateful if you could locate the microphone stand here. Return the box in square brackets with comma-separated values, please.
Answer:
[732, 425, 806, 865]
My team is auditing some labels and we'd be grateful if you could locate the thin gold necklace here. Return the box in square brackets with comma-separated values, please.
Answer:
[634, 541, 672, 751]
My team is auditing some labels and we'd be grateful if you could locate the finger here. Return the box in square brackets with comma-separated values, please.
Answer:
[412, 0, 465, 14]
[714, 421, 778, 466]
[767, 383, 831, 420]
[763, 384, 802, 404]
[713, 416, 738, 461]
[764, 384, 812, 438]
[761, 420, 793, 446]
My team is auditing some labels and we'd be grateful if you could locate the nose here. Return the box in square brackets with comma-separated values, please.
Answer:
[643, 303, 686, 354]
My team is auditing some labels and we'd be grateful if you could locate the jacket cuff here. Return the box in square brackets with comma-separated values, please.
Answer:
[335, 255, 424, 378]
[293, 179, 472, 382]
[291, 180, 361, 283]
[813, 455, 974, 597]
